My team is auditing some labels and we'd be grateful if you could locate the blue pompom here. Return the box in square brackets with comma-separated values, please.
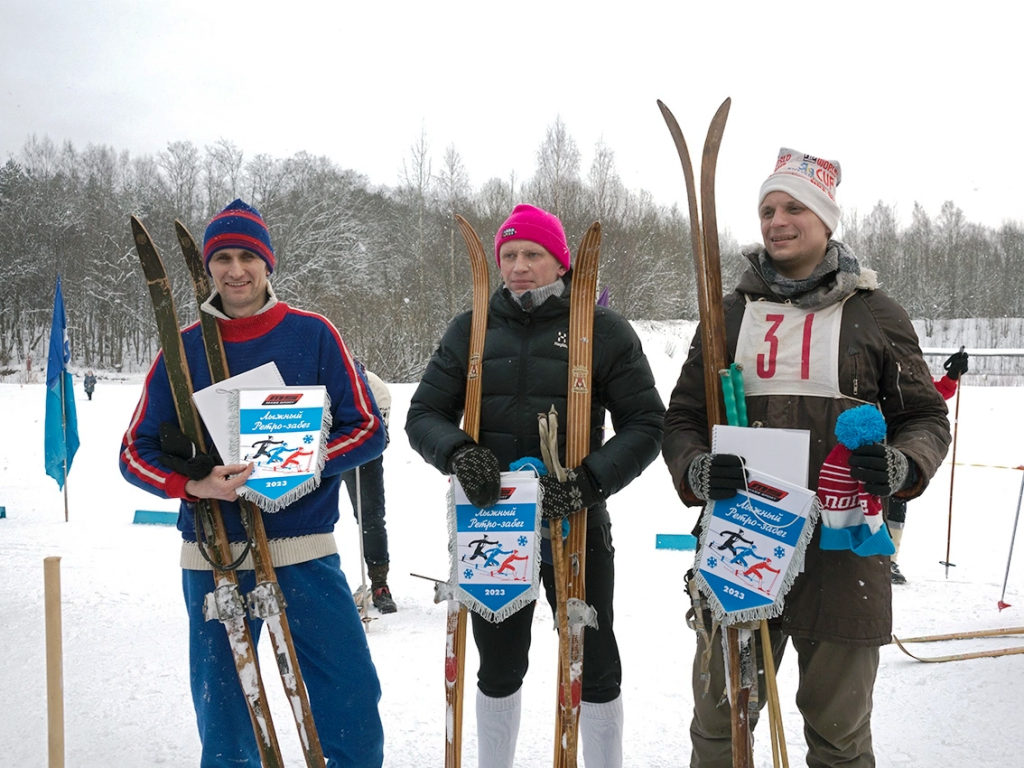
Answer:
[510, 456, 548, 476]
[834, 405, 887, 449]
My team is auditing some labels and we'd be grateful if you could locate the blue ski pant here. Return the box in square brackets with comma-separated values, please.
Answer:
[470, 521, 621, 704]
[340, 454, 389, 566]
[182, 554, 384, 768]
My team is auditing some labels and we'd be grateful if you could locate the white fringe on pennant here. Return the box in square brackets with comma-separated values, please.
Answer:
[693, 495, 821, 626]
[229, 389, 332, 514]
[447, 472, 542, 624]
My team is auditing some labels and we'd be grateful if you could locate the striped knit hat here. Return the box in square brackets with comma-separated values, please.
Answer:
[816, 405, 895, 557]
[203, 199, 275, 274]
[758, 148, 842, 234]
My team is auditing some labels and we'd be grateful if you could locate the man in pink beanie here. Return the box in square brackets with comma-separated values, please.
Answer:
[663, 148, 951, 767]
[408, 203, 665, 768]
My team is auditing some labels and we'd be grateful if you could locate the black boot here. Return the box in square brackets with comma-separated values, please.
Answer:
[890, 561, 907, 585]
[368, 563, 397, 614]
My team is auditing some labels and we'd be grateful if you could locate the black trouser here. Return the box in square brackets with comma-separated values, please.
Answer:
[340, 454, 389, 565]
[471, 521, 621, 703]
[887, 498, 908, 525]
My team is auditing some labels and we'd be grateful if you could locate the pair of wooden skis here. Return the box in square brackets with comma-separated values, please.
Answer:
[444, 215, 601, 767]
[132, 217, 324, 768]
[658, 97, 771, 768]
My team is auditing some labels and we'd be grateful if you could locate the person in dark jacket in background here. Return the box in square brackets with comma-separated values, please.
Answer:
[342, 367, 398, 612]
[83, 371, 96, 400]
[662, 149, 951, 767]
[406, 204, 665, 768]
[888, 348, 969, 583]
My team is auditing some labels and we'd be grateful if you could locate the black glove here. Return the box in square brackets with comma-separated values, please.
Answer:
[943, 350, 969, 381]
[848, 444, 910, 497]
[687, 454, 747, 501]
[159, 421, 221, 481]
[449, 444, 501, 508]
[539, 466, 602, 520]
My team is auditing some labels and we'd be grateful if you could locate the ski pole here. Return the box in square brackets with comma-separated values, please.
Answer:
[355, 466, 372, 626]
[998, 471, 1023, 611]
[940, 348, 965, 577]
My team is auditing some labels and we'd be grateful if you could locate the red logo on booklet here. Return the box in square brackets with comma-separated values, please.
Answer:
[499, 487, 516, 500]
[262, 393, 303, 405]
[747, 480, 789, 503]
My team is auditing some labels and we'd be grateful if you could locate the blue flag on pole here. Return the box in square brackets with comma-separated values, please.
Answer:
[44, 275, 80, 489]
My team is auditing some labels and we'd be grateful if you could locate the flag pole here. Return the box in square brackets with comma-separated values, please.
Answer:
[61, 374, 69, 522]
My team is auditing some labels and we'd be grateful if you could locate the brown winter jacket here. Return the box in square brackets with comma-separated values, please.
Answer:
[662, 250, 951, 646]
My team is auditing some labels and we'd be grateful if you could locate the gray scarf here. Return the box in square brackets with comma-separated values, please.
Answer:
[757, 241, 865, 310]
[505, 278, 565, 312]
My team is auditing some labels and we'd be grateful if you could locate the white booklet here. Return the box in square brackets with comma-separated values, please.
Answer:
[192, 362, 285, 460]
[712, 424, 811, 488]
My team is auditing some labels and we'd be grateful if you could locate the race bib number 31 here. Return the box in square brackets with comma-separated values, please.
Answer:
[734, 300, 845, 398]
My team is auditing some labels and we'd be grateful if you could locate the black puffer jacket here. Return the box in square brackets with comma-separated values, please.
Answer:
[406, 274, 665, 527]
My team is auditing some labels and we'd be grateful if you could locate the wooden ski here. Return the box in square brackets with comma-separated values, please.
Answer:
[130, 216, 284, 768]
[445, 213, 491, 768]
[174, 220, 326, 767]
[659, 98, 756, 768]
[552, 221, 602, 767]
[891, 634, 1024, 663]
[895, 626, 1024, 643]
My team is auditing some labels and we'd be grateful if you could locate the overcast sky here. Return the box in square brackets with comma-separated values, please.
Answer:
[2, 0, 1020, 245]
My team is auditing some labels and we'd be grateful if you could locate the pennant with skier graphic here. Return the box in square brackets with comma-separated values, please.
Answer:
[448, 471, 541, 623]
[694, 468, 819, 625]
[229, 386, 330, 513]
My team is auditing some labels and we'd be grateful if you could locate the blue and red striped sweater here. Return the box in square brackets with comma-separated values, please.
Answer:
[120, 299, 385, 543]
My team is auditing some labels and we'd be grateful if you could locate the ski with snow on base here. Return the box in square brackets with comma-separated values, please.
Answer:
[174, 220, 327, 767]
[130, 215, 285, 768]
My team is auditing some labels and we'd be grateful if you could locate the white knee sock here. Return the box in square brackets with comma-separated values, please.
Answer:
[580, 695, 624, 768]
[476, 689, 522, 768]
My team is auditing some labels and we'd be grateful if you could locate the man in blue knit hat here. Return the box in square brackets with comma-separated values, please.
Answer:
[121, 198, 387, 767]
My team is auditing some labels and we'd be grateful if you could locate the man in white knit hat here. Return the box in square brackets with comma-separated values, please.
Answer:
[662, 148, 951, 767]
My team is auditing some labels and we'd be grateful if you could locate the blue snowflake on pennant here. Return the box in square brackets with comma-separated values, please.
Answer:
[463, 568, 473, 580]
[518, 535, 528, 547]
[303, 434, 314, 444]
[774, 546, 785, 559]
[707, 556, 718, 569]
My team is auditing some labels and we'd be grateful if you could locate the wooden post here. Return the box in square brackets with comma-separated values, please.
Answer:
[44, 556, 65, 768]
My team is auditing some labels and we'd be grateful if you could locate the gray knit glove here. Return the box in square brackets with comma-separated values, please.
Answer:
[848, 444, 910, 497]
[539, 466, 601, 520]
[687, 453, 747, 501]
[449, 445, 501, 508]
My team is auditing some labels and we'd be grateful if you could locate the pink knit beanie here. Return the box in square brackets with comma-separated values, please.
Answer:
[494, 204, 571, 270]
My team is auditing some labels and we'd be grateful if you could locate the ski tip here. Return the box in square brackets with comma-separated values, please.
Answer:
[129, 215, 151, 245]
[657, 99, 677, 123]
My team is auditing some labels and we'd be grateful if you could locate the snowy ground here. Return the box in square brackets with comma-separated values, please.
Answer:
[2, 322, 1023, 767]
